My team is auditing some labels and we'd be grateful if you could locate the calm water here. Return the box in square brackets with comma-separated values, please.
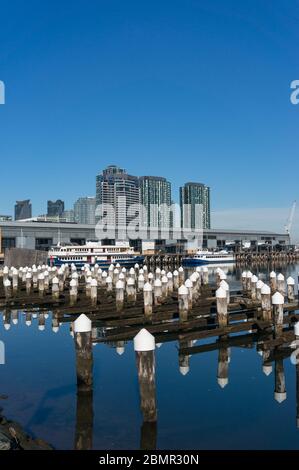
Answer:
[1, 263, 299, 450]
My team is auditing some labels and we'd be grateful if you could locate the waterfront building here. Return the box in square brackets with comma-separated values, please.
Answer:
[0, 215, 12, 222]
[74, 197, 96, 225]
[14, 200, 32, 221]
[62, 210, 75, 223]
[139, 176, 172, 230]
[96, 165, 139, 235]
[47, 200, 65, 217]
[180, 182, 211, 230]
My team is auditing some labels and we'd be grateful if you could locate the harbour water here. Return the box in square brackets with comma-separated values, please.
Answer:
[1, 263, 299, 450]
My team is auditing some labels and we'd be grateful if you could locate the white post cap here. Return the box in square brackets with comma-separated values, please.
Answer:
[91, 279, 98, 287]
[216, 287, 227, 298]
[116, 280, 124, 289]
[116, 346, 125, 355]
[261, 284, 271, 295]
[294, 321, 299, 337]
[127, 277, 135, 286]
[52, 326, 59, 333]
[154, 279, 162, 287]
[277, 273, 285, 281]
[162, 276, 168, 284]
[167, 272, 173, 279]
[270, 271, 276, 278]
[106, 276, 112, 283]
[219, 272, 227, 280]
[220, 280, 229, 290]
[203, 267, 208, 272]
[246, 271, 252, 278]
[138, 274, 145, 281]
[251, 275, 258, 283]
[74, 314, 92, 333]
[155, 268, 161, 273]
[70, 279, 77, 287]
[134, 328, 155, 352]
[173, 270, 178, 276]
[256, 280, 264, 289]
[178, 266, 184, 272]
[3, 279, 11, 287]
[25, 320, 32, 327]
[185, 279, 192, 288]
[143, 282, 153, 292]
[272, 292, 284, 305]
[52, 276, 59, 284]
[242, 271, 247, 277]
[178, 285, 188, 295]
[287, 276, 295, 285]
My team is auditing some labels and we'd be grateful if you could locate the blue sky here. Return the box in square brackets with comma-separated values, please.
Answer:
[0, 0, 298, 235]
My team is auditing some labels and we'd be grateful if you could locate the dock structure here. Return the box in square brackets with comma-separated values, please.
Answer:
[1, 262, 299, 449]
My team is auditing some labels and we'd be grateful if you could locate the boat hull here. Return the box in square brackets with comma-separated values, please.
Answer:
[182, 257, 235, 266]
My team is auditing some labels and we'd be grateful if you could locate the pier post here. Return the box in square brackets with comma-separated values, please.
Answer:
[90, 279, 98, 306]
[185, 279, 193, 310]
[202, 266, 209, 285]
[74, 314, 93, 392]
[52, 276, 59, 300]
[241, 271, 247, 292]
[272, 292, 284, 335]
[178, 267, 184, 286]
[216, 287, 228, 328]
[70, 279, 78, 305]
[256, 280, 264, 303]
[38, 273, 45, 296]
[143, 283, 153, 317]
[167, 272, 173, 294]
[277, 273, 285, 297]
[261, 284, 272, 321]
[251, 275, 258, 301]
[116, 280, 125, 312]
[12, 268, 18, 291]
[161, 276, 168, 299]
[178, 285, 189, 321]
[287, 277, 295, 302]
[106, 275, 113, 293]
[25, 272, 32, 294]
[246, 271, 252, 294]
[173, 270, 179, 290]
[270, 271, 277, 294]
[153, 279, 162, 306]
[126, 277, 137, 303]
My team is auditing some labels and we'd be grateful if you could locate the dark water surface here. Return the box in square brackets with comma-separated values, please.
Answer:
[1, 263, 299, 450]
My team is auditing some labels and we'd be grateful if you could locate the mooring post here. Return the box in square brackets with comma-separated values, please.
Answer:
[25, 312, 32, 327]
[134, 329, 157, 423]
[25, 272, 32, 294]
[277, 273, 285, 297]
[138, 273, 145, 292]
[38, 273, 45, 296]
[272, 292, 284, 335]
[113, 268, 119, 285]
[251, 275, 258, 301]
[270, 271, 277, 294]
[173, 270, 179, 290]
[127, 277, 137, 303]
[116, 280, 125, 312]
[38, 313, 45, 331]
[161, 276, 168, 299]
[101, 270, 107, 287]
[261, 284, 272, 321]
[52, 276, 59, 300]
[185, 279, 193, 310]
[12, 268, 18, 291]
[287, 277, 295, 302]
[143, 282, 153, 317]
[256, 280, 264, 303]
[44, 270, 49, 289]
[167, 272, 173, 293]
[70, 279, 78, 305]
[155, 267, 161, 281]
[274, 358, 286, 403]
[148, 272, 154, 286]
[216, 287, 228, 328]
[153, 279, 162, 306]
[241, 271, 247, 293]
[178, 285, 189, 321]
[202, 266, 209, 285]
[90, 279, 98, 306]
[246, 271, 252, 294]
[106, 275, 113, 292]
[178, 266, 184, 286]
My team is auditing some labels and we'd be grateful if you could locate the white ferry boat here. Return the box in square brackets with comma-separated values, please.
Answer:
[182, 250, 235, 266]
[48, 241, 144, 269]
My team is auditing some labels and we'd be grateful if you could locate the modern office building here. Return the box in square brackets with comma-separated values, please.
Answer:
[14, 200, 32, 221]
[96, 165, 140, 235]
[0, 215, 12, 222]
[47, 200, 65, 217]
[62, 210, 75, 223]
[74, 197, 96, 225]
[180, 182, 211, 230]
[139, 176, 172, 229]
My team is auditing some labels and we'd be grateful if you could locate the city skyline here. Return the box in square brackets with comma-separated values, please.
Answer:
[0, 1, 298, 237]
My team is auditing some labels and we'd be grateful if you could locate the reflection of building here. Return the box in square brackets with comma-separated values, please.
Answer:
[139, 176, 172, 229]
[96, 165, 139, 232]
[47, 200, 65, 217]
[74, 197, 95, 225]
[180, 182, 210, 230]
[15, 200, 32, 221]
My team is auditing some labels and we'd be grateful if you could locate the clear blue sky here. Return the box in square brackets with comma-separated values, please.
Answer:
[0, 0, 299, 231]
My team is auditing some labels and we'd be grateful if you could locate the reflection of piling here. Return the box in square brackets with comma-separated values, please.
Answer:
[74, 314, 93, 393]
[140, 422, 157, 451]
[75, 388, 94, 451]
[179, 340, 192, 375]
[217, 345, 229, 388]
[134, 329, 157, 423]
[274, 359, 286, 403]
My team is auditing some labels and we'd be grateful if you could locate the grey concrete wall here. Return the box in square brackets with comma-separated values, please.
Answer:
[4, 248, 48, 268]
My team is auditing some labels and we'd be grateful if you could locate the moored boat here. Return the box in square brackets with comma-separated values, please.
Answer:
[48, 241, 144, 269]
[182, 249, 235, 266]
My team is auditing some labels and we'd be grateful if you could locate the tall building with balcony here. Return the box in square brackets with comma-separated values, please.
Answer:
[74, 197, 96, 225]
[96, 165, 140, 236]
[139, 176, 172, 230]
[180, 182, 211, 230]
[15, 200, 32, 221]
[47, 200, 65, 217]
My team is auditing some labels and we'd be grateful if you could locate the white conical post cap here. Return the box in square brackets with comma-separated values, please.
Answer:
[4, 279, 11, 287]
[190, 273, 198, 282]
[246, 271, 252, 278]
[154, 279, 162, 287]
[173, 270, 178, 276]
[220, 280, 229, 290]
[129, 268, 135, 274]
[127, 277, 135, 286]
[185, 279, 192, 288]
[178, 266, 184, 272]
[178, 285, 188, 295]
[180, 366, 190, 376]
[167, 272, 173, 279]
[272, 292, 284, 305]
[4, 324, 10, 330]
[155, 268, 161, 273]
[274, 392, 287, 403]
[162, 276, 168, 284]
[261, 284, 271, 295]
[277, 273, 285, 281]
[294, 321, 299, 337]
[219, 272, 227, 280]
[52, 276, 59, 284]
[270, 271, 276, 278]
[287, 276, 295, 285]
[116, 280, 124, 289]
[74, 314, 92, 333]
[242, 271, 247, 277]
[134, 328, 155, 352]
[38, 325, 45, 331]
[251, 275, 258, 283]
[256, 280, 264, 289]
[218, 378, 229, 388]
[263, 365, 272, 376]
[106, 276, 112, 283]
[216, 287, 227, 298]
[143, 282, 152, 292]
[148, 273, 154, 279]
[70, 279, 77, 287]
[138, 274, 144, 281]
[91, 279, 98, 287]
[203, 266, 208, 272]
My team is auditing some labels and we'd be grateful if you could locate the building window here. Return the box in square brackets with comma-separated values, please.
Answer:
[35, 238, 53, 251]
[70, 238, 86, 246]
[2, 237, 16, 250]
